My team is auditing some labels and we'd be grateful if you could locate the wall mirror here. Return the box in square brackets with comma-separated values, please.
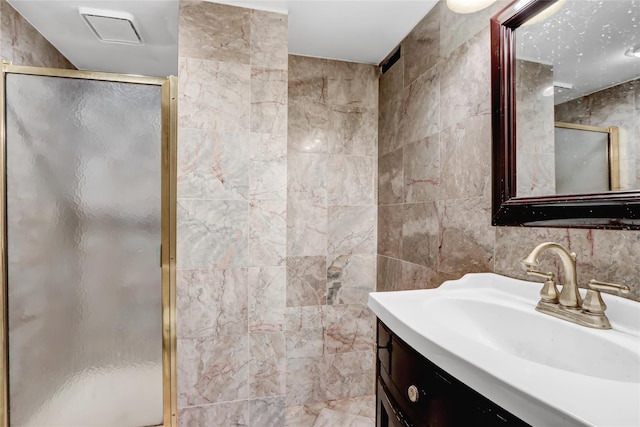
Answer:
[491, 0, 640, 228]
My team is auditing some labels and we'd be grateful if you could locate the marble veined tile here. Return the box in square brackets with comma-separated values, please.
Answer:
[516, 151, 556, 197]
[177, 129, 249, 200]
[312, 408, 374, 427]
[402, 202, 439, 268]
[288, 100, 331, 154]
[251, 68, 288, 135]
[327, 61, 378, 108]
[328, 106, 377, 157]
[397, 65, 440, 146]
[378, 95, 403, 157]
[376, 255, 402, 292]
[378, 147, 404, 205]
[328, 206, 375, 255]
[285, 395, 375, 426]
[285, 306, 325, 332]
[177, 199, 248, 269]
[325, 351, 375, 400]
[286, 327, 325, 359]
[324, 305, 375, 354]
[591, 229, 640, 301]
[177, 268, 248, 339]
[440, 113, 491, 200]
[249, 396, 286, 427]
[287, 200, 327, 257]
[178, 334, 249, 407]
[286, 356, 327, 406]
[440, 29, 490, 130]
[327, 254, 376, 305]
[377, 205, 402, 259]
[249, 332, 286, 398]
[286, 256, 327, 307]
[288, 152, 327, 204]
[437, 198, 493, 276]
[178, 401, 248, 427]
[251, 132, 287, 162]
[289, 55, 329, 103]
[249, 266, 286, 332]
[402, 8, 440, 88]
[404, 134, 440, 203]
[250, 133, 287, 201]
[251, 10, 288, 70]
[327, 155, 375, 206]
[249, 200, 286, 267]
[179, 1, 250, 64]
[250, 155, 286, 201]
[285, 306, 326, 360]
[178, 57, 250, 132]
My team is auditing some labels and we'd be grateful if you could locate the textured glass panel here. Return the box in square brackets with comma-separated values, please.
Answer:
[5, 73, 163, 427]
[555, 127, 610, 194]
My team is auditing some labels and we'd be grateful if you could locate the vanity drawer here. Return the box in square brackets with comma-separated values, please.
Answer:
[378, 321, 456, 424]
[389, 331, 459, 425]
[377, 320, 392, 373]
[376, 320, 530, 427]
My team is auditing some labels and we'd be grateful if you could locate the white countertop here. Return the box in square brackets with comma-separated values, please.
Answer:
[368, 273, 640, 427]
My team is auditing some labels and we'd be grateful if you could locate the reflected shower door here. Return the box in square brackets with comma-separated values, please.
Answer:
[5, 73, 163, 426]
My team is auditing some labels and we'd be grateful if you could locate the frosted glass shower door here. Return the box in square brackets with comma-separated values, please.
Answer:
[5, 73, 164, 426]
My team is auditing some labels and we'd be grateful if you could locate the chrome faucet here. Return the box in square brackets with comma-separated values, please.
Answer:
[521, 242, 630, 329]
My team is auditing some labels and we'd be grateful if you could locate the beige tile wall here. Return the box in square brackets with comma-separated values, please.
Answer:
[285, 55, 378, 419]
[377, 0, 640, 302]
[177, 1, 288, 425]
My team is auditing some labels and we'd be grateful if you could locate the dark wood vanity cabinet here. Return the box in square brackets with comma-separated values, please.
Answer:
[376, 320, 531, 427]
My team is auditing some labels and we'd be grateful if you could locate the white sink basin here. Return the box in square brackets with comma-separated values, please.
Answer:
[368, 273, 640, 427]
[424, 297, 640, 383]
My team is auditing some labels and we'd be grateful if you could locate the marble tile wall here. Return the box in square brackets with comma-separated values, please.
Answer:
[177, 1, 288, 425]
[0, 0, 74, 69]
[286, 55, 378, 420]
[515, 59, 555, 197]
[377, 0, 640, 302]
[555, 78, 640, 190]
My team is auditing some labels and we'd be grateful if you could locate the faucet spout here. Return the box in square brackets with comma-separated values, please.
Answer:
[521, 242, 581, 309]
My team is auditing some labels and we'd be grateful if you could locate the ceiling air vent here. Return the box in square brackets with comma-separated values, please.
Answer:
[380, 45, 401, 75]
[79, 7, 142, 45]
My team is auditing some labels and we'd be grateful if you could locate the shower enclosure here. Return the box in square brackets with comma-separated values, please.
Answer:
[0, 64, 177, 427]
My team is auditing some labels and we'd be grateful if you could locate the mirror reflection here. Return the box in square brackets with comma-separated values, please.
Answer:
[515, 0, 640, 197]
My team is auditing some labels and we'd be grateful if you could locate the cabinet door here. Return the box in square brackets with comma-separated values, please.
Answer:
[377, 381, 411, 427]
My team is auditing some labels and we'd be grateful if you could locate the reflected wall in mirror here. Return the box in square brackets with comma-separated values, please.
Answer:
[515, 0, 639, 197]
[491, 0, 640, 228]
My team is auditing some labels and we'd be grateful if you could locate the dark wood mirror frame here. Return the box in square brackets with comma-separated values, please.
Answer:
[490, 0, 640, 229]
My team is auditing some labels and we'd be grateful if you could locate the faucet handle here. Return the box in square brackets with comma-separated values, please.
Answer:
[588, 279, 630, 295]
[582, 280, 631, 315]
[526, 269, 559, 303]
[526, 269, 554, 281]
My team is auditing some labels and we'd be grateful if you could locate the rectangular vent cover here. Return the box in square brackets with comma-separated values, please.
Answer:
[80, 9, 142, 44]
[380, 45, 401, 75]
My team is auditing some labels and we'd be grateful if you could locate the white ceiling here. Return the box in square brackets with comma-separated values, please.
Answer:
[214, 0, 438, 64]
[7, 0, 179, 77]
[6, 0, 438, 77]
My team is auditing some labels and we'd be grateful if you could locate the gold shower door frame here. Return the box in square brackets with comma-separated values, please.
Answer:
[0, 63, 178, 427]
[554, 121, 621, 191]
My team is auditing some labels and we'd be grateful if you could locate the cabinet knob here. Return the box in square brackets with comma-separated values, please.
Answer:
[407, 385, 419, 402]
